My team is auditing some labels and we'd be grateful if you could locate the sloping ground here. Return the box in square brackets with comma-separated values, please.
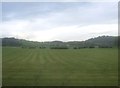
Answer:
[2, 47, 118, 86]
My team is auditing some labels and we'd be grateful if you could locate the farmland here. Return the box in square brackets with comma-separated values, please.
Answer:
[2, 47, 118, 86]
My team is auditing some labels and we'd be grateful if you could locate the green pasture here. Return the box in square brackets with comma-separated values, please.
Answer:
[2, 47, 118, 86]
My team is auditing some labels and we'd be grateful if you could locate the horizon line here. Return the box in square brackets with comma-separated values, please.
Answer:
[1, 35, 118, 42]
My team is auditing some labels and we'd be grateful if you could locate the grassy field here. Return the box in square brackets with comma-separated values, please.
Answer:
[2, 47, 118, 86]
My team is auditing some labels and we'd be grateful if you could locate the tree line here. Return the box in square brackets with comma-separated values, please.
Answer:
[1, 36, 119, 49]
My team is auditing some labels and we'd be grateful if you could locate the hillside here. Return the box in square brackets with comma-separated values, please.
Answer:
[1, 36, 119, 48]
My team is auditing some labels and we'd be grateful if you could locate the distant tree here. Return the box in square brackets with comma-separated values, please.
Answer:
[2, 36, 118, 49]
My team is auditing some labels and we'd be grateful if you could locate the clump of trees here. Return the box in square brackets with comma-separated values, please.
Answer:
[39, 46, 46, 49]
[99, 46, 112, 48]
[50, 46, 68, 49]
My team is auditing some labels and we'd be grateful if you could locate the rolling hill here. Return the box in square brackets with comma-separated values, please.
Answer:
[1, 36, 119, 48]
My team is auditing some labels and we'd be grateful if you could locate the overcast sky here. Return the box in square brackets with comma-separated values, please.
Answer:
[0, 2, 118, 41]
